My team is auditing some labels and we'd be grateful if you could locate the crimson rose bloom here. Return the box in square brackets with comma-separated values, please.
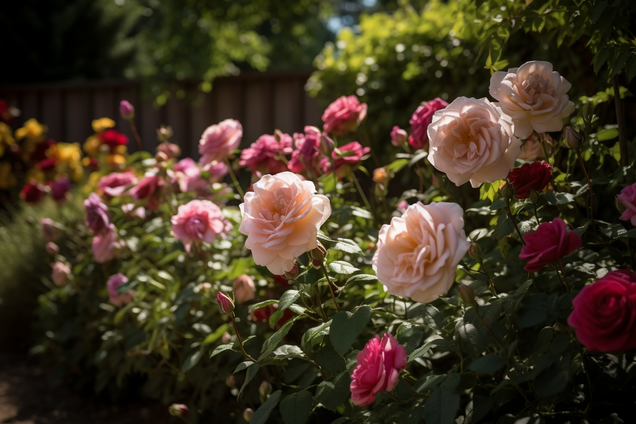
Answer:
[20, 180, 46, 204]
[98, 129, 128, 150]
[409, 97, 448, 149]
[350, 333, 407, 406]
[129, 175, 164, 210]
[37, 157, 57, 172]
[507, 161, 552, 199]
[568, 270, 636, 352]
[322, 95, 368, 136]
[519, 218, 582, 272]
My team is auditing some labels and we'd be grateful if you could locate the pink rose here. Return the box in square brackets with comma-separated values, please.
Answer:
[350, 333, 407, 406]
[409, 98, 448, 149]
[45, 242, 59, 255]
[519, 218, 582, 273]
[40, 218, 60, 242]
[322, 141, 370, 176]
[204, 160, 229, 182]
[618, 183, 636, 226]
[373, 202, 470, 303]
[233, 274, 256, 304]
[171, 199, 232, 254]
[84, 193, 110, 234]
[390, 126, 407, 147]
[397, 200, 408, 214]
[92, 224, 120, 263]
[322, 95, 368, 136]
[568, 270, 636, 352]
[122, 203, 146, 220]
[517, 135, 546, 160]
[51, 261, 70, 287]
[198, 119, 242, 165]
[489, 61, 574, 138]
[129, 175, 164, 210]
[239, 172, 332, 275]
[172, 158, 210, 195]
[427, 97, 521, 188]
[107, 273, 134, 307]
[288, 127, 326, 175]
[157, 141, 181, 159]
[119, 100, 134, 120]
[98, 171, 137, 197]
[239, 131, 293, 175]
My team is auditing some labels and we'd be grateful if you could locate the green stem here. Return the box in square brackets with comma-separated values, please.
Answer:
[127, 118, 144, 152]
[556, 259, 570, 293]
[231, 312, 256, 362]
[348, 170, 372, 212]
[320, 262, 341, 312]
[504, 198, 526, 246]
[224, 158, 245, 199]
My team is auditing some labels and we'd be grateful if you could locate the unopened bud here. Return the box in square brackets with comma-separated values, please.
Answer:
[157, 125, 173, 142]
[119, 100, 135, 120]
[155, 151, 169, 163]
[259, 381, 272, 401]
[157, 141, 181, 159]
[226, 375, 237, 388]
[45, 242, 59, 255]
[390, 126, 407, 147]
[168, 404, 189, 417]
[221, 331, 232, 344]
[458, 284, 476, 307]
[468, 242, 481, 259]
[373, 167, 389, 185]
[216, 292, 235, 314]
[283, 263, 299, 280]
[564, 126, 582, 149]
[500, 183, 514, 200]
[243, 408, 254, 422]
[310, 242, 327, 263]
[432, 174, 441, 189]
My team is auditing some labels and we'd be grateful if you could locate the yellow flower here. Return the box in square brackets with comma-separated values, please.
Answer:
[92, 117, 115, 133]
[106, 153, 127, 167]
[83, 136, 101, 157]
[0, 162, 17, 189]
[15, 118, 47, 141]
[52, 142, 82, 166]
[0, 123, 15, 157]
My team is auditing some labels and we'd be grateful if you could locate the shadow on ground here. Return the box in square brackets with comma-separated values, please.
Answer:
[0, 351, 169, 424]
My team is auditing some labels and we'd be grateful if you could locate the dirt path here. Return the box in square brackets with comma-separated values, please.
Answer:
[0, 351, 169, 424]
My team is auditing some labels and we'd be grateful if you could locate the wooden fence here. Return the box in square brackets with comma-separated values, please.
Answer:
[0, 70, 322, 158]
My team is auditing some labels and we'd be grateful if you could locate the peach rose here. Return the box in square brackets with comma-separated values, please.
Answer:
[238, 172, 331, 275]
[427, 97, 521, 188]
[372, 202, 470, 303]
[489, 61, 574, 139]
[198, 119, 242, 165]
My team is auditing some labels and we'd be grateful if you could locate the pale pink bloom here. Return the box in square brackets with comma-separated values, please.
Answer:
[233, 274, 256, 304]
[240, 131, 292, 175]
[322, 95, 368, 136]
[129, 175, 164, 210]
[204, 160, 229, 182]
[350, 333, 407, 406]
[84, 193, 110, 234]
[238, 172, 331, 275]
[397, 200, 409, 214]
[157, 141, 180, 159]
[98, 171, 137, 197]
[373, 202, 470, 303]
[45, 242, 59, 255]
[171, 200, 232, 253]
[198, 119, 242, 165]
[390, 126, 407, 147]
[51, 261, 70, 286]
[618, 183, 636, 226]
[172, 158, 210, 195]
[489, 61, 574, 139]
[40, 218, 60, 242]
[409, 98, 448, 149]
[92, 224, 120, 263]
[107, 273, 134, 307]
[427, 97, 521, 188]
[518, 135, 546, 160]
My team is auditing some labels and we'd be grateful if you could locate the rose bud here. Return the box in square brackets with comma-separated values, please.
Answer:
[157, 125, 174, 142]
[243, 408, 254, 422]
[233, 275, 256, 304]
[216, 292, 235, 314]
[468, 242, 481, 259]
[51, 261, 71, 286]
[45, 242, 59, 255]
[168, 404, 189, 417]
[259, 381, 272, 402]
[226, 375, 237, 388]
[390, 126, 407, 147]
[617, 183, 636, 226]
[500, 183, 515, 200]
[284, 263, 299, 280]
[457, 284, 476, 307]
[221, 332, 232, 344]
[119, 100, 135, 120]
[155, 151, 169, 163]
[40, 218, 60, 242]
[564, 126, 582, 149]
[373, 167, 389, 186]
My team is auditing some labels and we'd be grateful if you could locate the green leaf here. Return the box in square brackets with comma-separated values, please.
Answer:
[534, 355, 570, 398]
[345, 274, 378, 285]
[329, 306, 372, 355]
[408, 340, 436, 362]
[250, 300, 278, 313]
[181, 350, 202, 373]
[280, 390, 313, 424]
[542, 191, 576, 205]
[262, 315, 305, 354]
[210, 343, 234, 358]
[156, 250, 183, 266]
[270, 290, 301, 328]
[493, 213, 513, 239]
[424, 387, 460, 424]
[234, 361, 255, 373]
[469, 354, 505, 374]
[251, 390, 281, 424]
[315, 372, 352, 412]
[332, 239, 363, 255]
[385, 158, 410, 174]
[596, 128, 619, 141]
[592, 1, 607, 22]
[202, 324, 230, 345]
[328, 261, 359, 275]
[238, 364, 261, 398]
[409, 150, 428, 167]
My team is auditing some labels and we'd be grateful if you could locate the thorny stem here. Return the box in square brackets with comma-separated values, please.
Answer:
[230, 312, 256, 362]
[225, 158, 245, 199]
[127, 119, 144, 152]
[504, 198, 526, 246]
[556, 259, 571, 293]
[321, 262, 341, 312]
[474, 306, 504, 350]
[348, 170, 372, 213]
[575, 147, 598, 236]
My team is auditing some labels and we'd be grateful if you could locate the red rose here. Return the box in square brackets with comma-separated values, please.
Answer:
[568, 270, 636, 352]
[408, 98, 448, 149]
[98, 129, 128, 150]
[519, 218, 582, 272]
[251, 304, 294, 326]
[507, 161, 552, 199]
[30, 139, 57, 163]
[20, 180, 46, 204]
[37, 157, 57, 171]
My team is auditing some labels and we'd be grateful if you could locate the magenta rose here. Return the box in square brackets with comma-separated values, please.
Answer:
[568, 270, 636, 352]
[119, 100, 134, 120]
[84, 193, 110, 234]
[409, 98, 448, 149]
[350, 333, 408, 406]
[198, 119, 242, 166]
[288, 126, 324, 174]
[98, 171, 137, 197]
[519, 218, 582, 272]
[129, 175, 164, 210]
[171, 199, 232, 254]
[618, 183, 636, 226]
[321, 141, 370, 177]
[239, 131, 292, 175]
[48, 177, 71, 203]
[92, 224, 120, 263]
[171, 158, 209, 195]
[322, 95, 368, 136]
[107, 273, 134, 307]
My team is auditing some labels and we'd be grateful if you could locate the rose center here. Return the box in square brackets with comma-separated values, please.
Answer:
[520, 74, 555, 109]
[186, 216, 206, 238]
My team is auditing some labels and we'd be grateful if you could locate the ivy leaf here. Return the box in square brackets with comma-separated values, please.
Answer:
[251, 390, 281, 424]
[424, 386, 460, 424]
[280, 390, 313, 424]
[329, 306, 372, 355]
